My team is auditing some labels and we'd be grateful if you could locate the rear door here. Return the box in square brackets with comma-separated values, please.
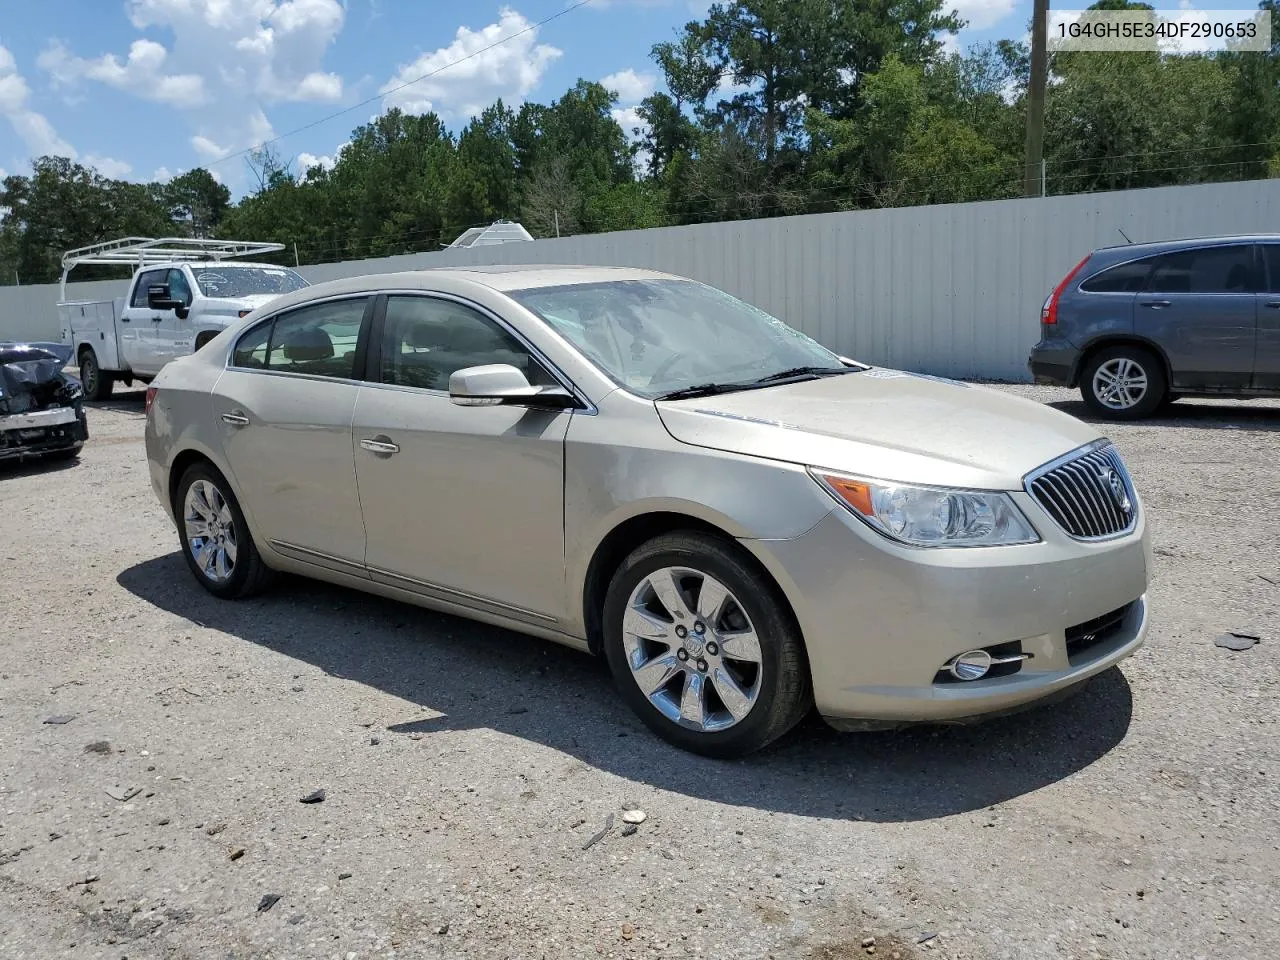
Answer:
[211, 295, 372, 576]
[1255, 244, 1280, 390]
[1136, 243, 1258, 391]
[119, 269, 168, 374]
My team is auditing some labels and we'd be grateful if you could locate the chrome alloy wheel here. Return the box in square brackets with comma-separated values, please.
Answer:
[1091, 357, 1149, 411]
[183, 479, 238, 583]
[622, 566, 763, 732]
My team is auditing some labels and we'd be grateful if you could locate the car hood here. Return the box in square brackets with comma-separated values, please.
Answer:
[655, 368, 1103, 490]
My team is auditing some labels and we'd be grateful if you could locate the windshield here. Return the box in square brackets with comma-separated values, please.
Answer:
[508, 279, 848, 399]
[193, 266, 309, 299]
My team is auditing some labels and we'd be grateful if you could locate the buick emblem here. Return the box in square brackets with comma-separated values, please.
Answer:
[1103, 468, 1132, 516]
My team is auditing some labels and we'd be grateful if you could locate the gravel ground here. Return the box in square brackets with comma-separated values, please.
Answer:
[1, 384, 1278, 960]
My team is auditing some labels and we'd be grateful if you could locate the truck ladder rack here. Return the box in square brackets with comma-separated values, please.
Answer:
[60, 237, 287, 298]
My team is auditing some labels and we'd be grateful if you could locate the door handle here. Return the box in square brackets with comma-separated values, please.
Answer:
[220, 412, 250, 427]
[152, 316, 164, 322]
[120, 317, 130, 323]
[360, 437, 400, 456]
[1139, 300, 1172, 309]
[1266, 301, 1280, 309]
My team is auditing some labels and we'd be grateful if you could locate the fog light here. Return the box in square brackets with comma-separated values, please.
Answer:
[949, 650, 993, 681]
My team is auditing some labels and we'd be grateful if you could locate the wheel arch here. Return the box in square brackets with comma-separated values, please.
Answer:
[1074, 336, 1173, 390]
[580, 511, 806, 660]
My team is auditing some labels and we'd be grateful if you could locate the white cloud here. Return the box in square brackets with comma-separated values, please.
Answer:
[297, 139, 349, 176]
[84, 154, 133, 178]
[601, 68, 656, 104]
[948, 0, 1016, 31]
[940, 32, 962, 57]
[153, 165, 175, 182]
[40, 39, 208, 108]
[611, 105, 646, 138]
[0, 44, 77, 158]
[191, 134, 226, 160]
[380, 7, 561, 119]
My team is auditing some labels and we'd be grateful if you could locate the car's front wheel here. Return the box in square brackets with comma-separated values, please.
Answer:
[602, 532, 811, 757]
[174, 462, 275, 599]
[1080, 345, 1167, 420]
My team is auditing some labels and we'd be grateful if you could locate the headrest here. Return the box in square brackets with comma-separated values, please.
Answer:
[281, 327, 334, 362]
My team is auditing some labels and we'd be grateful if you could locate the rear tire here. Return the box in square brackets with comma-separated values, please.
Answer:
[601, 531, 811, 758]
[173, 462, 275, 599]
[1080, 345, 1167, 420]
[79, 349, 114, 401]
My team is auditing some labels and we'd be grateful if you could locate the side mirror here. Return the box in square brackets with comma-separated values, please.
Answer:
[448, 364, 578, 409]
[147, 283, 184, 315]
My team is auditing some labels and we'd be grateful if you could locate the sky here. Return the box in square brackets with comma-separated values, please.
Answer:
[0, 0, 1254, 194]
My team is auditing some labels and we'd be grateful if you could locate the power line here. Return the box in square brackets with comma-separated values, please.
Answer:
[207, 0, 597, 170]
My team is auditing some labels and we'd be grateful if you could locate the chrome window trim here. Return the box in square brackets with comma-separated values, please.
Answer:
[1022, 438, 1140, 542]
[225, 291, 373, 378]
[372, 288, 598, 415]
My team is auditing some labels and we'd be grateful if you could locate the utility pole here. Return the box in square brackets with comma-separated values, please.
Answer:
[1024, 0, 1050, 198]
[553, 210, 560, 238]
[293, 241, 300, 267]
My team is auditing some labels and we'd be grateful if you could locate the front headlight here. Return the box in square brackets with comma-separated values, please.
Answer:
[810, 469, 1039, 547]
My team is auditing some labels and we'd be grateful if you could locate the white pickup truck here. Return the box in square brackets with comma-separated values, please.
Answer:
[59, 237, 310, 399]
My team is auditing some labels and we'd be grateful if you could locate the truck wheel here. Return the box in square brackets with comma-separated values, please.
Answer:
[79, 349, 114, 401]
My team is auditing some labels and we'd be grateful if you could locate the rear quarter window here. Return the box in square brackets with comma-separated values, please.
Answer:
[1080, 257, 1156, 293]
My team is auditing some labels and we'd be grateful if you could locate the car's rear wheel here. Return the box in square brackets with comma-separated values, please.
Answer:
[1080, 345, 1167, 420]
[602, 532, 811, 758]
[79, 349, 114, 401]
[174, 462, 274, 599]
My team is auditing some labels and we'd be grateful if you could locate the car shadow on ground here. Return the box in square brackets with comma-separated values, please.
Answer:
[118, 553, 1134, 823]
[0, 451, 82, 479]
[1048, 398, 1280, 431]
[87, 389, 148, 415]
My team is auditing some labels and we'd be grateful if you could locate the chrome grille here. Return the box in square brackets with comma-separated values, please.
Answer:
[1026, 443, 1137, 540]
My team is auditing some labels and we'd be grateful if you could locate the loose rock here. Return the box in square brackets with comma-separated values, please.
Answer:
[621, 809, 647, 824]
[83, 740, 112, 755]
[1215, 632, 1261, 651]
[434, 923, 450, 935]
[622, 922, 635, 940]
[43, 715, 75, 725]
[257, 893, 282, 912]
[299, 789, 326, 804]
[621, 823, 638, 837]
[229, 847, 245, 861]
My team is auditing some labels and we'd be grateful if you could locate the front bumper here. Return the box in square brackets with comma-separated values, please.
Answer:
[743, 496, 1150, 726]
[0, 404, 87, 461]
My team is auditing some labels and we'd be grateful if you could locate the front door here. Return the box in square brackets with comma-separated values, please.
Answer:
[119, 268, 168, 374]
[211, 295, 372, 576]
[1136, 243, 1258, 391]
[352, 294, 572, 624]
[152, 267, 195, 366]
[1255, 244, 1280, 390]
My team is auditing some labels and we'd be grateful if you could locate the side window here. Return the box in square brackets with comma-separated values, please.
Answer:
[1080, 257, 1156, 293]
[168, 268, 193, 306]
[132, 269, 166, 307]
[1148, 245, 1257, 294]
[264, 298, 368, 379]
[379, 295, 553, 390]
[233, 321, 271, 369]
[1264, 245, 1280, 293]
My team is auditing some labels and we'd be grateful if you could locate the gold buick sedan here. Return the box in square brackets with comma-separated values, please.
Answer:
[145, 266, 1150, 756]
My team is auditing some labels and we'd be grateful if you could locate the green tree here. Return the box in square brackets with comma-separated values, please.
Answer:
[165, 168, 230, 238]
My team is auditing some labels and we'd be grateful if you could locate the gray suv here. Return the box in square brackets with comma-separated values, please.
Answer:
[1028, 235, 1280, 419]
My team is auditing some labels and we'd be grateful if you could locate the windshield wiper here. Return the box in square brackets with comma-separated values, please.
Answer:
[750, 365, 853, 385]
[654, 382, 755, 401]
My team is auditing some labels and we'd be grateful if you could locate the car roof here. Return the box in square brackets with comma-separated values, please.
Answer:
[1094, 234, 1280, 256]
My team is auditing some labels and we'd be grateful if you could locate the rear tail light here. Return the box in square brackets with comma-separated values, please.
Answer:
[145, 385, 158, 415]
[1041, 254, 1091, 325]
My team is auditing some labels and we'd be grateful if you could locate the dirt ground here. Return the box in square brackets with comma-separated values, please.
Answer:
[1, 384, 1278, 960]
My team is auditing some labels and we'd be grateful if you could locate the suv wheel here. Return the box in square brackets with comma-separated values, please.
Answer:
[1080, 345, 1167, 420]
[602, 532, 811, 758]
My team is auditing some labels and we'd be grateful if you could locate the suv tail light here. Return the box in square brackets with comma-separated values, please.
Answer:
[145, 385, 158, 415]
[1041, 254, 1091, 325]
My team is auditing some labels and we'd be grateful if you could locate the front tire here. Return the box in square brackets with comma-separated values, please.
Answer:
[79, 349, 114, 401]
[1080, 345, 1167, 420]
[602, 532, 811, 758]
[173, 462, 275, 599]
